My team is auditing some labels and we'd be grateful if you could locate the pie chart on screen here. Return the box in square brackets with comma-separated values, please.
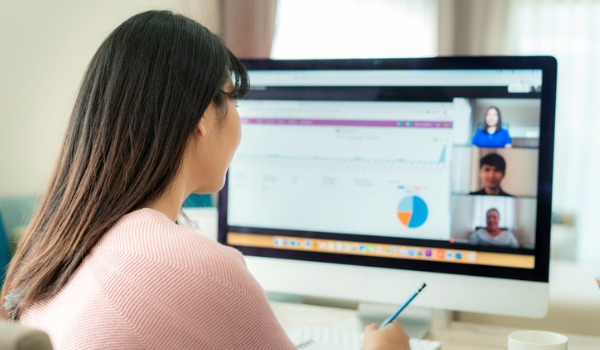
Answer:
[397, 195, 428, 228]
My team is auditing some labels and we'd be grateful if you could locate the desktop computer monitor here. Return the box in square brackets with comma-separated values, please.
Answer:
[218, 56, 557, 327]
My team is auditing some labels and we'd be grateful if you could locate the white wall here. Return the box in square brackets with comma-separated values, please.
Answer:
[0, 0, 219, 196]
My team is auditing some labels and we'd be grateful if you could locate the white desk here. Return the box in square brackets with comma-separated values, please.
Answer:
[270, 301, 600, 350]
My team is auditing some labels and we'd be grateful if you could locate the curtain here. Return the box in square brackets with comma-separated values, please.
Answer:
[181, 0, 277, 58]
[437, 0, 509, 55]
[180, 0, 222, 34]
[221, 0, 278, 58]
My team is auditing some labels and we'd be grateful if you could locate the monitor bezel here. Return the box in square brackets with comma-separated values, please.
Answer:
[218, 56, 557, 284]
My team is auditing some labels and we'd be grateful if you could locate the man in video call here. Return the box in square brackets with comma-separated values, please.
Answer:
[470, 153, 513, 197]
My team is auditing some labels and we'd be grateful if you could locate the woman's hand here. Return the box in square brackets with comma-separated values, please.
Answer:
[363, 321, 410, 350]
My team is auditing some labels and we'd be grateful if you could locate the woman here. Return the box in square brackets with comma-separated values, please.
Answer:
[470, 208, 519, 248]
[471, 106, 513, 148]
[0, 11, 409, 349]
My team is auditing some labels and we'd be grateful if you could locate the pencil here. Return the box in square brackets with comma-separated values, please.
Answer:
[380, 283, 427, 329]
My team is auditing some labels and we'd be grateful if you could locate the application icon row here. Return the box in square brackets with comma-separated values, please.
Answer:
[272, 236, 477, 263]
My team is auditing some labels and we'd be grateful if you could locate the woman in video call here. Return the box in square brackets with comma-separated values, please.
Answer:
[0, 11, 409, 350]
[471, 106, 513, 148]
[470, 208, 519, 248]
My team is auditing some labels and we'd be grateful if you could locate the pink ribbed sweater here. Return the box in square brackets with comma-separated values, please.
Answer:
[20, 208, 296, 350]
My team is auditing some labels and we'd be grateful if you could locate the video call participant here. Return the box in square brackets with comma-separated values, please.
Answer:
[470, 153, 513, 197]
[470, 208, 519, 248]
[471, 106, 512, 148]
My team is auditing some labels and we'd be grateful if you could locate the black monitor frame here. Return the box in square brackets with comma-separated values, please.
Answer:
[218, 56, 557, 283]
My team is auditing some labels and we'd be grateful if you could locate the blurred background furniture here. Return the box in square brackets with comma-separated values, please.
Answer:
[0, 320, 53, 350]
[181, 194, 218, 241]
[182, 193, 213, 208]
[0, 195, 39, 251]
[0, 210, 11, 289]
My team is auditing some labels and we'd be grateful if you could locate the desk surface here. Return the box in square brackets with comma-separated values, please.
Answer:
[270, 301, 600, 350]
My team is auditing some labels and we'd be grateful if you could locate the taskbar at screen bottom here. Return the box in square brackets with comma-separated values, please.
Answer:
[227, 232, 535, 269]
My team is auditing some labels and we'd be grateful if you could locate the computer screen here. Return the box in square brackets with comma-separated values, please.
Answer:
[218, 57, 557, 320]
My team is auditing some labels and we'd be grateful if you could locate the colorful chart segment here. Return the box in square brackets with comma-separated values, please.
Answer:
[397, 195, 428, 228]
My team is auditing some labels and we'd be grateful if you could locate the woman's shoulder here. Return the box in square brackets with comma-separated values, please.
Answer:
[501, 229, 517, 237]
[498, 128, 512, 141]
[87, 207, 264, 306]
[94, 208, 246, 278]
[471, 129, 485, 144]
[472, 228, 487, 236]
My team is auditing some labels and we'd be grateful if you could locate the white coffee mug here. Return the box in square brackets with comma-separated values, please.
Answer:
[508, 330, 568, 350]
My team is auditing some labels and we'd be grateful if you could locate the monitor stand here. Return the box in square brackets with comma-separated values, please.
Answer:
[334, 302, 450, 339]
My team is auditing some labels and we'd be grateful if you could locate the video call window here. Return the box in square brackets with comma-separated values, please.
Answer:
[469, 98, 542, 149]
[449, 97, 541, 251]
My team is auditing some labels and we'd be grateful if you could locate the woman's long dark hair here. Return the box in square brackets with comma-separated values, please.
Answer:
[1, 10, 248, 320]
[482, 106, 502, 132]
